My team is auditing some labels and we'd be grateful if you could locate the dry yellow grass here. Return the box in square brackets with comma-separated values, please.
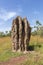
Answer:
[0, 37, 11, 53]
[0, 36, 43, 62]
[0, 36, 43, 53]
[0, 36, 43, 52]
[30, 36, 43, 43]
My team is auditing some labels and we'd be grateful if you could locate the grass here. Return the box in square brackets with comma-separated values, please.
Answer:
[0, 50, 23, 61]
[0, 37, 11, 54]
[22, 53, 43, 65]
[0, 37, 23, 61]
[29, 36, 43, 52]
[0, 36, 43, 65]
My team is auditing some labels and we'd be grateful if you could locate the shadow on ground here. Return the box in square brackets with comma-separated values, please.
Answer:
[27, 44, 42, 51]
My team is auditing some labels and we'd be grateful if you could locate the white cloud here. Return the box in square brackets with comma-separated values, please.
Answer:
[0, 8, 23, 32]
[0, 8, 17, 21]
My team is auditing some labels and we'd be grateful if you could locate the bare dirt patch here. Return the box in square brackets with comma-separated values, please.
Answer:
[0, 55, 28, 65]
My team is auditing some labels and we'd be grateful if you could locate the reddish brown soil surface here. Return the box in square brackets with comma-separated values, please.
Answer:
[0, 55, 28, 65]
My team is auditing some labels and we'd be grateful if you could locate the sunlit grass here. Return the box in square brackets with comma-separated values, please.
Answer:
[30, 36, 43, 53]
[0, 49, 23, 61]
[30, 35, 43, 43]
[0, 37, 23, 61]
[0, 36, 43, 64]
[0, 37, 11, 53]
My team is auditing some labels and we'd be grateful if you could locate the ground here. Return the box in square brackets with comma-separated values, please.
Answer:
[0, 51, 43, 65]
[0, 36, 43, 65]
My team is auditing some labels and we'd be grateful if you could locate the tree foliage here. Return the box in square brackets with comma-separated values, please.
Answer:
[31, 20, 43, 37]
[0, 31, 11, 37]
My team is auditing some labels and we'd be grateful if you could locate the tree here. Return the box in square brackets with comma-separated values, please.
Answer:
[0, 32, 5, 37]
[36, 21, 41, 26]
[39, 26, 43, 37]
[7, 31, 11, 36]
[31, 31, 37, 36]
[34, 20, 42, 44]
[5, 31, 8, 34]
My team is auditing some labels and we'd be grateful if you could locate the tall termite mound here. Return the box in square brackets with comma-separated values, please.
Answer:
[11, 16, 31, 52]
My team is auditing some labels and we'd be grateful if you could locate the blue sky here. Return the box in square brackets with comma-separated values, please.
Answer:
[0, 0, 43, 32]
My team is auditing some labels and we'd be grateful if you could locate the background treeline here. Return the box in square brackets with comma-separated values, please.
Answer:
[0, 31, 11, 37]
[31, 26, 43, 37]
[0, 20, 43, 37]
[31, 21, 43, 37]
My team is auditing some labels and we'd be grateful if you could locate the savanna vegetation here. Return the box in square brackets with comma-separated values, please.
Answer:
[0, 36, 43, 65]
[0, 21, 43, 65]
